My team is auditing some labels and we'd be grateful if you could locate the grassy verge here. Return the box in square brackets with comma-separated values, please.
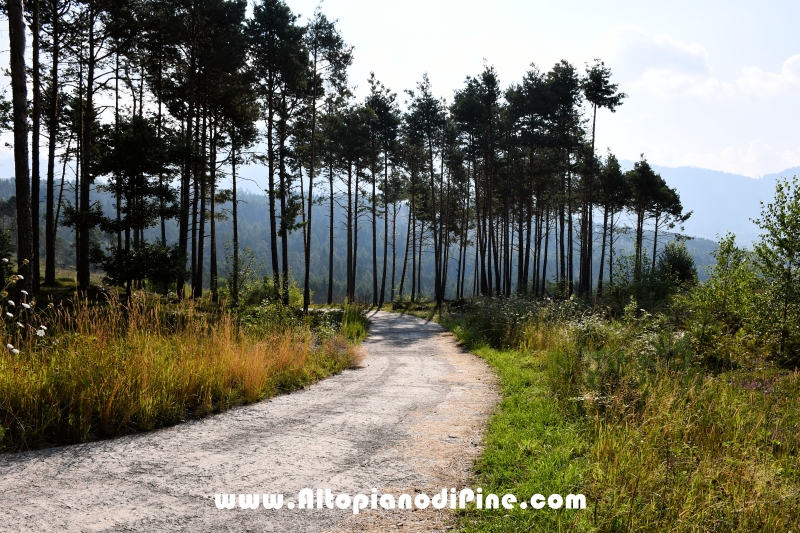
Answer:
[450, 322, 589, 532]
[0, 294, 366, 453]
[439, 298, 800, 532]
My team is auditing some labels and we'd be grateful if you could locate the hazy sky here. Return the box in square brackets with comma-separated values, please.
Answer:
[283, 0, 799, 177]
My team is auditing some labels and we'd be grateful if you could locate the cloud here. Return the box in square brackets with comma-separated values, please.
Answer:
[737, 54, 800, 97]
[646, 139, 800, 177]
[604, 26, 732, 99]
[607, 26, 710, 76]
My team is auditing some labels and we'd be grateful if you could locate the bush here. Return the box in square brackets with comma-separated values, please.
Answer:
[679, 233, 760, 369]
[655, 240, 697, 286]
[244, 275, 306, 307]
[752, 176, 800, 364]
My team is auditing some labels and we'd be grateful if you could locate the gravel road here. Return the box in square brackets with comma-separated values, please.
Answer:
[0, 311, 498, 532]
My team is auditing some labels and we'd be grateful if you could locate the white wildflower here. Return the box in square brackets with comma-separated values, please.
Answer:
[7, 300, 14, 306]
[20, 290, 28, 296]
[39, 325, 47, 330]
[1, 258, 7, 263]
[5, 312, 12, 318]
[36, 329, 45, 337]
[21, 303, 31, 309]
[6, 343, 13, 350]
[11, 348, 19, 355]
[16, 275, 23, 280]
[16, 322, 23, 328]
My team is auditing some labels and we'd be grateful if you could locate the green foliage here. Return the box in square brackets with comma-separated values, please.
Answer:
[601, 241, 697, 314]
[752, 176, 800, 364]
[222, 241, 263, 306]
[677, 178, 800, 367]
[238, 297, 367, 345]
[244, 275, 306, 307]
[462, 294, 583, 349]
[655, 240, 697, 285]
[0, 93, 12, 131]
[679, 233, 759, 369]
[0, 229, 15, 281]
[604, 250, 666, 310]
[91, 242, 186, 290]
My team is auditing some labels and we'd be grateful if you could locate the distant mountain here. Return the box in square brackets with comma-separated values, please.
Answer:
[620, 161, 800, 245]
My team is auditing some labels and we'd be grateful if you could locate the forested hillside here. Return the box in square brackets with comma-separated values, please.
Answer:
[0, 179, 715, 302]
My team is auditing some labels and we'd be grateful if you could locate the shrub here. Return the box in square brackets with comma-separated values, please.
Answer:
[655, 239, 697, 286]
[752, 176, 800, 364]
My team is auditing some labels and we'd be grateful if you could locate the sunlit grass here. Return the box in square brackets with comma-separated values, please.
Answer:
[0, 293, 360, 452]
[447, 297, 800, 532]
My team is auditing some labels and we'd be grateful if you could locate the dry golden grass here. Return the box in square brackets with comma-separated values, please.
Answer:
[0, 293, 356, 452]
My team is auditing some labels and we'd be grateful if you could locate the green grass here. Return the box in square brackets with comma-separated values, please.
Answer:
[448, 323, 590, 532]
[339, 301, 370, 341]
[440, 298, 800, 532]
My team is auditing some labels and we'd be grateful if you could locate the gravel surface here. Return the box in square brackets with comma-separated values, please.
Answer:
[0, 311, 498, 532]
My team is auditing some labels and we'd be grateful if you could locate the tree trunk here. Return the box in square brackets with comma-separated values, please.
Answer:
[584, 104, 598, 296]
[195, 107, 207, 299]
[352, 162, 360, 302]
[542, 208, 551, 295]
[371, 135, 378, 306]
[78, 3, 96, 292]
[8, 0, 34, 298]
[303, 53, 318, 313]
[210, 124, 218, 303]
[426, 135, 441, 306]
[178, 47, 197, 301]
[597, 204, 609, 296]
[609, 211, 616, 285]
[397, 204, 411, 298]
[390, 201, 397, 301]
[567, 168, 574, 297]
[190, 109, 201, 298]
[652, 211, 660, 273]
[410, 195, 417, 301]
[379, 151, 389, 307]
[231, 130, 239, 307]
[32, 0, 41, 293]
[327, 160, 334, 304]
[346, 161, 353, 300]
[279, 94, 290, 305]
[267, 75, 279, 290]
[416, 222, 424, 300]
[44, 0, 60, 286]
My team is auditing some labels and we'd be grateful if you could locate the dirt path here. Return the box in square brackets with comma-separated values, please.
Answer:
[0, 311, 498, 532]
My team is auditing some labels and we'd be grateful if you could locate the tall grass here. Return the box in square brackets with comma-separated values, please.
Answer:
[339, 301, 370, 341]
[0, 293, 360, 452]
[454, 296, 800, 531]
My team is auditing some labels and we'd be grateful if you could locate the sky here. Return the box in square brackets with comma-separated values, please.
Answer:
[280, 0, 800, 178]
[0, 0, 798, 178]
